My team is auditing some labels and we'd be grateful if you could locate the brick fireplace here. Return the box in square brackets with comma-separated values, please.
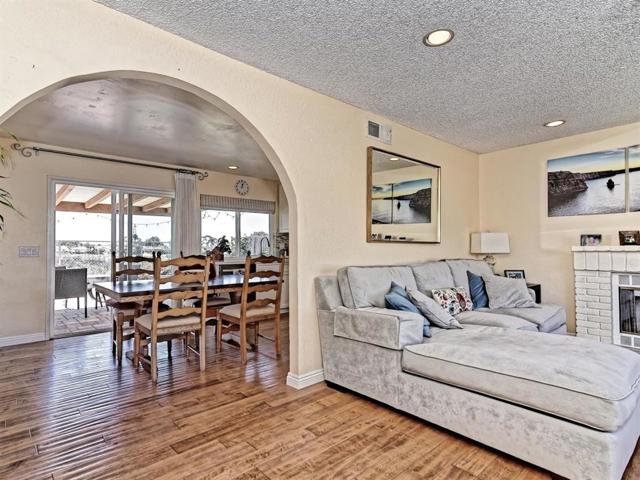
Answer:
[573, 246, 640, 348]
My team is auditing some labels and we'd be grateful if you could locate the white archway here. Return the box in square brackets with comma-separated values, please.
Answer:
[0, 70, 300, 374]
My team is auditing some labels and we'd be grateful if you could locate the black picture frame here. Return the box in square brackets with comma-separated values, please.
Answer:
[504, 269, 526, 280]
[619, 231, 640, 246]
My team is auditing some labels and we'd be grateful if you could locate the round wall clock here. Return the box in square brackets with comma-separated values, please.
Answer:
[235, 179, 249, 196]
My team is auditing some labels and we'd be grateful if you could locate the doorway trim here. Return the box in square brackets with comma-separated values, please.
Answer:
[46, 175, 174, 339]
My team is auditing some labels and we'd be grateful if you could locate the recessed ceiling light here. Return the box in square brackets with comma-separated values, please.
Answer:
[228, 165, 239, 170]
[423, 29, 454, 47]
[544, 120, 566, 127]
[389, 157, 399, 161]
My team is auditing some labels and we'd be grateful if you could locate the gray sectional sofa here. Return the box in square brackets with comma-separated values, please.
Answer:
[315, 259, 640, 480]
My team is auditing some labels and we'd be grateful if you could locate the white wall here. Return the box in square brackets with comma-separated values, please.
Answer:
[0, 0, 480, 376]
[479, 122, 640, 332]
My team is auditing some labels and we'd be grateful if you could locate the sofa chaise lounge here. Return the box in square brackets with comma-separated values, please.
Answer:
[315, 259, 640, 480]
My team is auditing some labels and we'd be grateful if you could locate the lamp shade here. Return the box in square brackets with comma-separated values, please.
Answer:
[470, 232, 510, 254]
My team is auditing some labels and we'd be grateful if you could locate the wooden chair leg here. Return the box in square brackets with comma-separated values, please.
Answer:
[111, 317, 117, 356]
[185, 333, 190, 359]
[84, 294, 88, 318]
[133, 326, 140, 368]
[240, 320, 247, 364]
[275, 314, 281, 356]
[216, 318, 223, 351]
[151, 333, 158, 383]
[253, 323, 259, 349]
[199, 328, 206, 371]
[166, 339, 172, 357]
[116, 312, 124, 366]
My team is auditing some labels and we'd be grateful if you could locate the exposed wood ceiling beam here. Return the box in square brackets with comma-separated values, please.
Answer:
[55, 184, 74, 206]
[56, 201, 170, 216]
[84, 188, 111, 209]
[142, 198, 172, 212]
[132, 195, 153, 206]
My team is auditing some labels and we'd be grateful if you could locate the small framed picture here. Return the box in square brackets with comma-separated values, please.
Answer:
[504, 270, 526, 279]
[619, 231, 640, 246]
[580, 234, 602, 246]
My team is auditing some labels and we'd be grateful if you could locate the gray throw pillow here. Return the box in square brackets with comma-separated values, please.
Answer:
[482, 275, 538, 309]
[406, 288, 463, 329]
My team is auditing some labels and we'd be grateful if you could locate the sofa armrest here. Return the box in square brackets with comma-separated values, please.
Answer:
[333, 306, 424, 350]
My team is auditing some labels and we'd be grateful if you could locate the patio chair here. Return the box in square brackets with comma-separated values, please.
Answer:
[55, 267, 88, 318]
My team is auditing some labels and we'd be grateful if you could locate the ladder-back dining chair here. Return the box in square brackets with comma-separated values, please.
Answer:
[180, 249, 231, 323]
[133, 255, 211, 382]
[110, 252, 156, 365]
[217, 255, 284, 364]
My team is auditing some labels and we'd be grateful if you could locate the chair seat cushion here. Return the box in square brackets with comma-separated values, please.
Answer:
[219, 303, 275, 319]
[135, 313, 201, 334]
[401, 326, 640, 431]
[478, 304, 566, 333]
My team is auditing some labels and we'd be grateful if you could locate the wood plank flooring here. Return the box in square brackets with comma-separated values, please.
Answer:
[0, 318, 639, 479]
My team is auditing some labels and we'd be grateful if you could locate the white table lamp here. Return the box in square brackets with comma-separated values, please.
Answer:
[470, 232, 510, 270]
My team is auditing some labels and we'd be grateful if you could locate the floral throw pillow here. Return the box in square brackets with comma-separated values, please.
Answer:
[430, 287, 473, 315]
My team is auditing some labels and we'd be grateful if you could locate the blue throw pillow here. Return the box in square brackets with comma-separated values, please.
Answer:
[467, 270, 488, 309]
[384, 282, 431, 337]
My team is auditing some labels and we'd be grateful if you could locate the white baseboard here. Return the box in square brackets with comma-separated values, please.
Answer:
[286, 368, 325, 389]
[0, 332, 47, 348]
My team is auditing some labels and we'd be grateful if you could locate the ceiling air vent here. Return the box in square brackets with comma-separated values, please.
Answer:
[367, 120, 392, 145]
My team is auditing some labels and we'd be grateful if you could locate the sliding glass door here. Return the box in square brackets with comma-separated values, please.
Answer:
[52, 181, 173, 338]
[113, 192, 173, 259]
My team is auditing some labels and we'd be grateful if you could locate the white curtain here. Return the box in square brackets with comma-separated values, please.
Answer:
[172, 172, 201, 257]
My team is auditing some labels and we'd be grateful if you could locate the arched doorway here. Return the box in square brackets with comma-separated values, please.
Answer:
[0, 70, 299, 375]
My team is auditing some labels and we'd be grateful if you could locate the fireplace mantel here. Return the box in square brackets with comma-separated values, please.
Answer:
[572, 246, 640, 252]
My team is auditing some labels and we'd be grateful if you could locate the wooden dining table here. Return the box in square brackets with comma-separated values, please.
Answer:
[94, 274, 278, 361]
[94, 273, 277, 303]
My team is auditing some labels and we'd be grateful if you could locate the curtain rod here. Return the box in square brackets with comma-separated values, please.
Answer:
[11, 143, 209, 180]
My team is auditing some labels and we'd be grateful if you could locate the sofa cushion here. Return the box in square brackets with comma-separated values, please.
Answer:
[480, 304, 566, 333]
[402, 326, 640, 431]
[466, 271, 489, 309]
[455, 310, 538, 331]
[407, 288, 461, 330]
[483, 275, 538, 309]
[411, 261, 455, 294]
[338, 266, 417, 309]
[445, 259, 493, 295]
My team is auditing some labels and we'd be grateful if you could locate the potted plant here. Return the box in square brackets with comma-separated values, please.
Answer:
[0, 132, 21, 238]
[213, 235, 232, 261]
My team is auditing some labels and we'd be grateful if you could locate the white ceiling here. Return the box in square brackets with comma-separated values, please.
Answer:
[2, 78, 277, 180]
[95, 0, 640, 153]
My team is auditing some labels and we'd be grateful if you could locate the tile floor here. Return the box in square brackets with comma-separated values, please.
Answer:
[53, 299, 111, 337]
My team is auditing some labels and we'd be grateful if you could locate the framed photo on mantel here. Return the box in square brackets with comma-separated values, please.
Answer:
[367, 147, 441, 244]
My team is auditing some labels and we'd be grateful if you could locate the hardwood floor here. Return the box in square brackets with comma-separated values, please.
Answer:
[1, 318, 639, 479]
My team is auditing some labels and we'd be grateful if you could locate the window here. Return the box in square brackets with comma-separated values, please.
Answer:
[201, 209, 270, 257]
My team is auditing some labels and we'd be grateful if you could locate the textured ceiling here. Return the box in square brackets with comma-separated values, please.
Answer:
[95, 0, 640, 153]
[2, 78, 276, 179]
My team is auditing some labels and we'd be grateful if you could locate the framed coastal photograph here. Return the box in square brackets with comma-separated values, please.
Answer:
[367, 147, 441, 243]
[547, 148, 626, 217]
[619, 231, 640, 246]
[504, 270, 525, 279]
[580, 234, 602, 246]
